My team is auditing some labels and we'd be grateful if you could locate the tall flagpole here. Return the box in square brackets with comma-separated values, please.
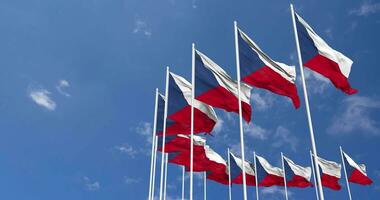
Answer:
[310, 151, 320, 200]
[151, 135, 159, 200]
[340, 146, 353, 200]
[159, 67, 170, 200]
[281, 153, 289, 200]
[253, 152, 259, 200]
[190, 43, 195, 200]
[290, 4, 324, 200]
[234, 20, 248, 200]
[164, 154, 168, 200]
[228, 148, 232, 200]
[149, 89, 159, 200]
[204, 172, 207, 200]
[182, 166, 185, 200]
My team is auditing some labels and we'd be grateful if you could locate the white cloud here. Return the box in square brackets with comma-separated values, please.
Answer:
[56, 79, 71, 97]
[133, 19, 152, 37]
[124, 177, 141, 184]
[261, 187, 292, 198]
[136, 122, 153, 143]
[244, 123, 269, 140]
[271, 126, 298, 152]
[114, 143, 138, 158]
[350, 1, 380, 16]
[212, 119, 224, 135]
[251, 92, 274, 111]
[29, 88, 56, 111]
[328, 96, 380, 135]
[302, 68, 330, 94]
[83, 176, 100, 191]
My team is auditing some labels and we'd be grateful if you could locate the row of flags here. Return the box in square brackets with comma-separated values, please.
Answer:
[156, 11, 358, 139]
[157, 134, 373, 191]
[149, 5, 365, 200]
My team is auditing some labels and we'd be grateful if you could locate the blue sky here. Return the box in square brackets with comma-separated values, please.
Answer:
[0, 0, 379, 199]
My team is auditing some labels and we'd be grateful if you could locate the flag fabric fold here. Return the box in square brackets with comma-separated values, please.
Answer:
[237, 28, 300, 108]
[229, 152, 256, 186]
[159, 72, 218, 136]
[343, 151, 373, 185]
[316, 156, 342, 190]
[256, 155, 284, 187]
[294, 12, 357, 95]
[194, 49, 252, 122]
[283, 156, 312, 187]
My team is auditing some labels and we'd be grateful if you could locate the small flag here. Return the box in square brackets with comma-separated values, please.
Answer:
[294, 12, 357, 95]
[194, 49, 252, 122]
[316, 156, 342, 190]
[283, 156, 312, 187]
[164, 72, 218, 136]
[256, 155, 284, 187]
[229, 152, 256, 186]
[342, 151, 373, 185]
[237, 28, 300, 108]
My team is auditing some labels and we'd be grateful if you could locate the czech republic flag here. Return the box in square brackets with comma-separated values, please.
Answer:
[229, 152, 256, 186]
[255, 155, 284, 187]
[342, 151, 373, 185]
[283, 156, 312, 187]
[316, 156, 342, 190]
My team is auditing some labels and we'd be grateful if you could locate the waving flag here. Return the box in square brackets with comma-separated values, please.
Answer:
[203, 146, 230, 185]
[157, 134, 205, 153]
[294, 13, 357, 95]
[256, 155, 284, 187]
[317, 156, 342, 190]
[283, 156, 312, 187]
[342, 151, 373, 185]
[229, 152, 256, 185]
[237, 28, 300, 108]
[161, 72, 217, 136]
[194, 50, 252, 122]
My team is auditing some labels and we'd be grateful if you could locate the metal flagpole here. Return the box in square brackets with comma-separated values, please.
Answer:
[310, 151, 320, 200]
[182, 166, 185, 200]
[190, 43, 195, 200]
[281, 153, 289, 200]
[253, 152, 259, 200]
[290, 4, 324, 200]
[234, 20, 248, 200]
[204, 171, 207, 200]
[340, 146, 353, 200]
[149, 89, 159, 200]
[164, 154, 168, 200]
[159, 67, 170, 200]
[152, 135, 159, 200]
[228, 148, 232, 200]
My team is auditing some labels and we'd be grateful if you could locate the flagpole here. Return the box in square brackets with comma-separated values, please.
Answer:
[228, 148, 232, 200]
[310, 151, 320, 200]
[234, 20, 248, 200]
[190, 42, 195, 200]
[182, 166, 185, 200]
[204, 171, 207, 200]
[290, 4, 324, 200]
[152, 135, 159, 200]
[164, 154, 168, 200]
[159, 67, 170, 200]
[340, 146, 353, 200]
[254, 152, 259, 200]
[149, 89, 159, 200]
[281, 153, 289, 200]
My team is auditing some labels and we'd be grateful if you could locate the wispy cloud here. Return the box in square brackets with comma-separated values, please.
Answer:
[124, 177, 141, 184]
[212, 119, 224, 135]
[114, 143, 138, 158]
[328, 96, 380, 135]
[29, 88, 56, 111]
[56, 79, 71, 97]
[350, 1, 380, 16]
[244, 123, 270, 140]
[272, 126, 298, 152]
[133, 19, 152, 37]
[251, 92, 275, 111]
[261, 187, 292, 198]
[136, 122, 153, 143]
[83, 176, 100, 191]
[302, 68, 330, 94]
